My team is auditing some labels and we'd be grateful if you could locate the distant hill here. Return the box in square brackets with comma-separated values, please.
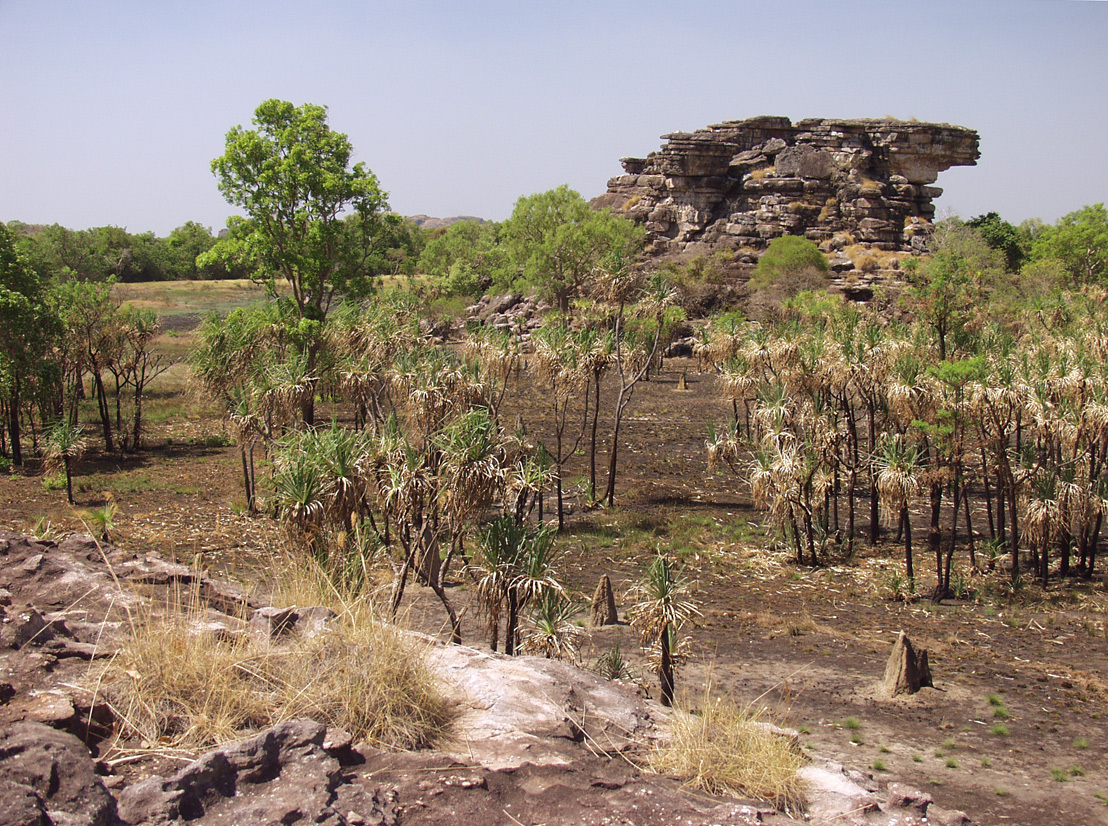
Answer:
[407, 214, 487, 230]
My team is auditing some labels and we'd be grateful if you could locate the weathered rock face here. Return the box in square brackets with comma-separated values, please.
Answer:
[592, 116, 980, 260]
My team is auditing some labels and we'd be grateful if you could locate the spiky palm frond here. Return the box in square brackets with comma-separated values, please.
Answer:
[273, 451, 326, 535]
[519, 590, 583, 662]
[42, 420, 87, 476]
[872, 434, 922, 524]
[512, 524, 563, 604]
[626, 553, 700, 647]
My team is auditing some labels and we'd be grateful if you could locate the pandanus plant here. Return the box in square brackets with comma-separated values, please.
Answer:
[627, 552, 699, 707]
[43, 419, 87, 505]
[469, 513, 561, 655]
[873, 433, 923, 588]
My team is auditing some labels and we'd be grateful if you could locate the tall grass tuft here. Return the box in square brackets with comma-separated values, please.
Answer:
[649, 694, 807, 812]
[96, 555, 453, 754]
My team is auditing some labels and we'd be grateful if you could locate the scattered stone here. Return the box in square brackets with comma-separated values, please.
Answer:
[927, 803, 972, 825]
[886, 781, 933, 814]
[588, 575, 619, 627]
[249, 605, 300, 640]
[879, 631, 934, 697]
[24, 690, 76, 727]
[1, 608, 54, 649]
[296, 606, 339, 638]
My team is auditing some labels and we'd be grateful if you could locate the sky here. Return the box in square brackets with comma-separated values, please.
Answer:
[1, 0, 1105, 236]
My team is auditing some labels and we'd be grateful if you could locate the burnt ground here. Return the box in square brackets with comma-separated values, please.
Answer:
[4, 357, 1108, 825]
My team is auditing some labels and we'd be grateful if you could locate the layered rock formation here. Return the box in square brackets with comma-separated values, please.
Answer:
[592, 116, 979, 261]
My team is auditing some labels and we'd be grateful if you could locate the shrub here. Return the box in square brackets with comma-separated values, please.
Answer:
[750, 235, 830, 292]
[41, 473, 67, 492]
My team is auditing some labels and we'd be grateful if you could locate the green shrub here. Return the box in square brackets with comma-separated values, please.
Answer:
[41, 474, 66, 492]
[750, 235, 830, 292]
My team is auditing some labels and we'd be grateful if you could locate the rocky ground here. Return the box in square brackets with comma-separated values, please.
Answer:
[0, 530, 973, 826]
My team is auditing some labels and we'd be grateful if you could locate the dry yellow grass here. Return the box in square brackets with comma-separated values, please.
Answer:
[96, 556, 453, 754]
[649, 694, 807, 811]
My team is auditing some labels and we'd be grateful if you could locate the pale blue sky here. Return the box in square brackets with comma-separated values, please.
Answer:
[1, 0, 1105, 235]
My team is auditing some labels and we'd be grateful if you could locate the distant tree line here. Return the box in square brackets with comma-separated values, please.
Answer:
[3, 215, 425, 284]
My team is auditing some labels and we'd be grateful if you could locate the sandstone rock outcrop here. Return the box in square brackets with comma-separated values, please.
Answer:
[592, 116, 979, 261]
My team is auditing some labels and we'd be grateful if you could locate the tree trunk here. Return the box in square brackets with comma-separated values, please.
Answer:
[555, 428, 565, 530]
[868, 404, 879, 544]
[902, 506, 914, 586]
[929, 481, 944, 599]
[429, 579, 462, 645]
[240, 446, 255, 512]
[505, 589, 520, 656]
[64, 457, 74, 505]
[603, 393, 627, 507]
[659, 622, 674, 708]
[7, 374, 21, 466]
[92, 370, 114, 452]
[589, 370, 601, 501]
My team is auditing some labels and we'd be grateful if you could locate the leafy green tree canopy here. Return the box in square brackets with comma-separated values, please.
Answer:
[966, 212, 1028, 273]
[202, 99, 391, 323]
[503, 185, 644, 312]
[1030, 203, 1108, 286]
[419, 220, 507, 298]
[0, 223, 61, 463]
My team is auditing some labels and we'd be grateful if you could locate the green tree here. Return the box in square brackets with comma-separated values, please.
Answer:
[0, 224, 60, 465]
[43, 420, 87, 504]
[627, 552, 699, 707]
[966, 212, 1028, 273]
[419, 220, 506, 298]
[503, 185, 644, 312]
[160, 222, 221, 280]
[202, 100, 394, 420]
[904, 220, 1003, 360]
[1031, 203, 1108, 286]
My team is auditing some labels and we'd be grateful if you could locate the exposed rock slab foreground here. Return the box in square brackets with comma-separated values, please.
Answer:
[0, 531, 968, 825]
[592, 115, 979, 260]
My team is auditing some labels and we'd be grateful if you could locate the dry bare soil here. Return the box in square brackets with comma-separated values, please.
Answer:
[3, 283, 1108, 825]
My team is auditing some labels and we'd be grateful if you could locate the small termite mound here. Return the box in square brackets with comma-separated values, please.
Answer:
[878, 631, 933, 698]
[589, 574, 619, 627]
